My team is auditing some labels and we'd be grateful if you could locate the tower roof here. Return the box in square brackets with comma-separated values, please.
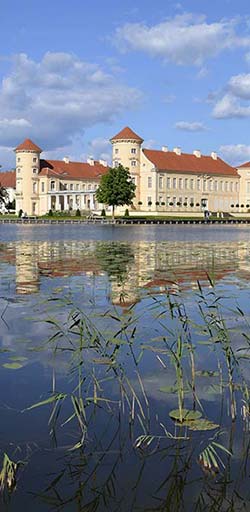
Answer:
[15, 139, 42, 153]
[110, 126, 144, 143]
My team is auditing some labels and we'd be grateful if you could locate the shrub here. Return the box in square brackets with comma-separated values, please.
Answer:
[101, 208, 106, 217]
[76, 208, 81, 217]
[18, 209, 23, 218]
[48, 209, 53, 217]
[124, 208, 129, 217]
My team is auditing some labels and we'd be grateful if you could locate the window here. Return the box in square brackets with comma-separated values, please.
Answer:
[235, 182, 239, 192]
[17, 157, 20, 162]
[173, 178, 177, 189]
[50, 181, 55, 191]
[88, 183, 92, 190]
[41, 182, 45, 192]
[147, 196, 152, 205]
[209, 180, 213, 191]
[131, 148, 136, 154]
[230, 182, 233, 192]
[225, 182, 228, 192]
[131, 177, 136, 184]
[166, 196, 171, 206]
[167, 177, 171, 188]
[178, 196, 182, 205]
[82, 184, 86, 190]
[115, 148, 119, 154]
[179, 178, 183, 189]
[70, 183, 73, 190]
[184, 178, 188, 189]
[114, 160, 119, 167]
[33, 169, 37, 174]
[190, 179, 194, 190]
[203, 180, 207, 191]
[219, 181, 223, 192]
[131, 160, 137, 166]
[247, 182, 250, 194]
[76, 184, 79, 190]
[33, 182, 37, 193]
[159, 176, 163, 189]
[197, 179, 201, 190]
[148, 177, 152, 188]
[33, 157, 37, 163]
[17, 168, 21, 173]
[173, 196, 177, 206]
[214, 181, 218, 191]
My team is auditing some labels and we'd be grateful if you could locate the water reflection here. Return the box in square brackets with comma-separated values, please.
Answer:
[0, 239, 250, 303]
[1, 235, 250, 510]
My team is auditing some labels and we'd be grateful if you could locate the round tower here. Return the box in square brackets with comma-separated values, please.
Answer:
[15, 139, 42, 216]
[110, 126, 144, 209]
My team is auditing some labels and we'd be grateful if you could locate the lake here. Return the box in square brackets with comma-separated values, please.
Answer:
[1, 224, 250, 511]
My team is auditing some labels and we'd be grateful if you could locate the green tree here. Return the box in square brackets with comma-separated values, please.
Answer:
[95, 164, 136, 220]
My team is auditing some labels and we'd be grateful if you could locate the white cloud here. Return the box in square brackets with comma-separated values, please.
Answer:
[175, 121, 207, 131]
[196, 66, 209, 79]
[87, 137, 111, 163]
[162, 94, 176, 104]
[0, 52, 142, 151]
[228, 73, 250, 99]
[212, 93, 250, 118]
[114, 14, 250, 66]
[219, 144, 250, 165]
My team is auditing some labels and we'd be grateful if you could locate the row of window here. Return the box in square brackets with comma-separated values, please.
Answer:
[113, 159, 137, 167]
[114, 148, 137, 155]
[147, 176, 239, 193]
[17, 157, 38, 163]
[146, 196, 237, 207]
[49, 181, 97, 192]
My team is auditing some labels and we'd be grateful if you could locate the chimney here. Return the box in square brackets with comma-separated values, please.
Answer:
[162, 146, 168, 152]
[211, 151, 217, 160]
[87, 157, 95, 166]
[63, 156, 70, 164]
[173, 147, 181, 155]
[99, 159, 108, 167]
[193, 149, 201, 158]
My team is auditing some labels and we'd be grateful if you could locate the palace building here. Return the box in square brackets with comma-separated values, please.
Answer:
[1, 126, 250, 215]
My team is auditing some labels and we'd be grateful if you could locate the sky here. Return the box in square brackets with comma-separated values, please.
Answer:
[1, 0, 250, 170]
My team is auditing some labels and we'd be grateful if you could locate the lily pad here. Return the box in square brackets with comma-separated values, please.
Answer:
[3, 362, 24, 370]
[195, 370, 219, 377]
[186, 419, 219, 431]
[169, 408, 202, 423]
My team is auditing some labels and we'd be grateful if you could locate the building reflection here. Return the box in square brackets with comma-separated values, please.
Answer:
[0, 240, 248, 302]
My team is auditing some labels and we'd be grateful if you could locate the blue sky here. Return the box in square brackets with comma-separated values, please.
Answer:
[1, 0, 250, 169]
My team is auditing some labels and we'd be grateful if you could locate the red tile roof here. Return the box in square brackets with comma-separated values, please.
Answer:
[110, 126, 144, 143]
[143, 149, 238, 176]
[15, 139, 42, 153]
[0, 171, 16, 188]
[237, 161, 250, 169]
[39, 159, 108, 180]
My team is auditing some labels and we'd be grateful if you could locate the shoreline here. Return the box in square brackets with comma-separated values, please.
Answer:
[0, 218, 250, 225]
